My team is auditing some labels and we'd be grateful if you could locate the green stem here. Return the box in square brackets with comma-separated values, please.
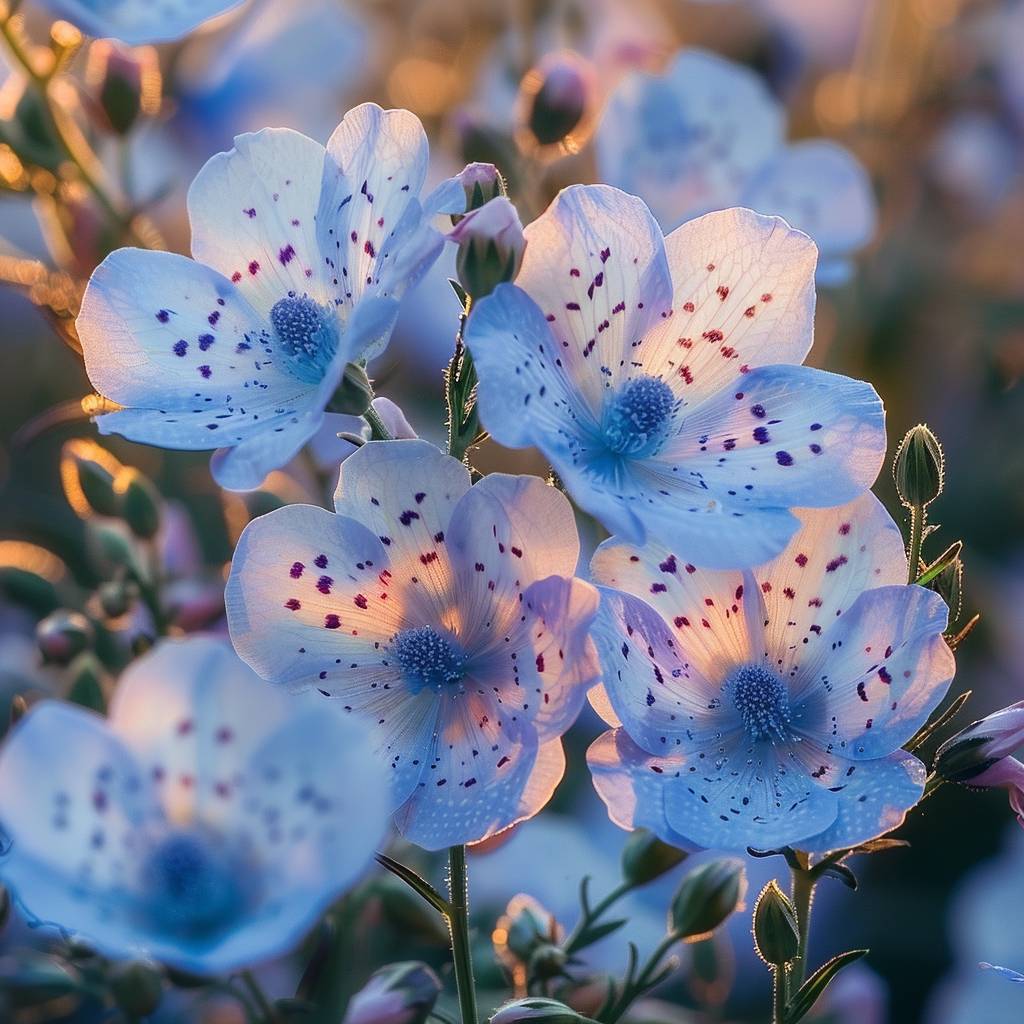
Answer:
[772, 965, 788, 1024]
[446, 845, 478, 1024]
[906, 505, 925, 585]
[563, 880, 632, 954]
[363, 402, 393, 441]
[790, 853, 815, 988]
[239, 971, 277, 1024]
[446, 299, 477, 463]
[603, 933, 679, 1024]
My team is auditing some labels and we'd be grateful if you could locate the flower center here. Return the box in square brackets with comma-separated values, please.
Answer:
[391, 625, 466, 692]
[603, 375, 677, 456]
[726, 664, 791, 742]
[141, 830, 248, 937]
[269, 295, 336, 382]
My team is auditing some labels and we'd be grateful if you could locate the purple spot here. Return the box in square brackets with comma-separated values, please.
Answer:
[198, 365, 212, 379]
[279, 244, 296, 266]
[173, 339, 188, 357]
[198, 333, 215, 351]
[751, 403, 766, 418]
[314, 554, 328, 569]
[290, 562, 305, 578]
[156, 309, 170, 323]
[775, 451, 793, 466]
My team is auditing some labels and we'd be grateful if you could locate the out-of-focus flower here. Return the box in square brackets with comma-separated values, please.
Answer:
[226, 440, 600, 850]
[587, 493, 955, 853]
[596, 50, 877, 284]
[0, 636, 389, 974]
[466, 186, 885, 569]
[490, 997, 589, 1024]
[77, 104, 464, 491]
[343, 962, 442, 1024]
[450, 197, 526, 300]
[40, 0, 244, 45]
[516, 51, 600, 158]
[84, 40, 161, 137]
[935, 702, 1024, 827]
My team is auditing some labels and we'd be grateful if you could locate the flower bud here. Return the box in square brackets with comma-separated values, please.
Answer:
[528, 944, 569, 981]
[893, 424, 944, 509]
[752, 881, 800, 967]
[935, 702, 1024, 783]
[620, 829, 687, 887]
[343, 962, 441, 1024]
[85, 40, 161, 136]
[495, 893, 560, 970]
[97, 579, 134, 619]
[60, 440, 122, 518]
[451, 197, 526, 300]
[670, 858, 746, 941]
[114, 467, 162, 540]
[108, 960, 164, 1017]
[36, 609, 93, 665]
[489, 997, 588, 1024]
[517, 52, 597, 155]
[457, 162, 505, 214]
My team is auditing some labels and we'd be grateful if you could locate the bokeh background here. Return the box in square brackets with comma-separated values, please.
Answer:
[0, 1, 1022, 1021]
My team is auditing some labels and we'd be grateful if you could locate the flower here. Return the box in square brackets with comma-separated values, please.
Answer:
[77, 103, 462, 491]
[343, 962, 442, 1024]
[596, 49, 877, 284]
[43, 0, 244, 45]
[0, 636, 388, 974]
[587, 492, 956, 853]
[225, 439, 600, 850]
[465, 185, 885, 569]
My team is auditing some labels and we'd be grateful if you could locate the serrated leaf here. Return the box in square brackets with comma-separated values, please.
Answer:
[785, 949, 868, 1023]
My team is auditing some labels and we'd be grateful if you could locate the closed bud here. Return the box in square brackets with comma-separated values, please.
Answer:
[329, 362, 375, 416]
[489, 997, 588, 1024]
[61, 440, 122, 519]
[935, 702, 1024, 784]
[456, 162, 505, 215]
[85, 40, 161, 136]
[109, 960, 164, 1017]
[97, 579, 134, 619]
[451, 197, 526, 300]
[114, 467, 162, 539]
[670, 858, 746, 941]
[0, 82, 65, 172]
[528, 943, 568, 980]
[496, 893, 560, 966]
[36, 610, 93, 665]
[621, 829, 687, 887]
[752, 881, 799, 967]
[893, 424, 944, 509]
[517, 52, 597, 154]
[343, 962, 441, 1024]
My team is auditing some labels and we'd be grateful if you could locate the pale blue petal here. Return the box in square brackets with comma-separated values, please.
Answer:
[225, 501, 436, 808]
[792, 585, 955, 759]
[741, 140, 876, 276]
[395, 730, 566, 851]
[44, 0, 243, 44]
[187, 128, 331, 321]
[422, 174, 467, 216]
[78, 248, 321, 451]
[597, 49, 785, 229]
[515, 184, 674, 412]
[800, 748, 925, 853]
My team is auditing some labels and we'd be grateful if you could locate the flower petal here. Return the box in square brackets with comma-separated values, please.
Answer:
[798, 747, 925, 853]
[596, 50, 785, 228]
[47, 0, 243, 45]
[79, 248, 318, 451]
[394, 723, 565, 850]
[757, 494, 908, 681]
[741, 141, 876, 271]
[188, 128, 331, 320]
[108, 637, 298, 827]
[515, 184, 674, 411]
[792, 585, 955, 759]
[636, 209, 817, 407]
[333, 440, 471, 620]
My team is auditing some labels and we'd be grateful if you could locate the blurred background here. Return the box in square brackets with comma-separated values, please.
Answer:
[0, 0, 1022, 1021]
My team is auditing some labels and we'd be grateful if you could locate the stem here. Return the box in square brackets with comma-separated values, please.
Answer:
[239, 971, 277, 1024]
[563, 880, 632, 954]
[446, 845, 478, 1024]
[906, 505, 925, 585]
[363, 402, 393, 441]
[790, 853, 814, 989]
[603, 933, 679, 1024]
[446, 298, 478, 463]
[772, 965, 788, 1024]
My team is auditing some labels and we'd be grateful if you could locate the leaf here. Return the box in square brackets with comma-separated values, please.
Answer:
[947, 613, 980, 651]
[849, 838, 911, 856]
[915, 540, 962, 586]
[374, 853, 450, 916]
[816, 863, 858, 890]
[573, 917, 629, 951]
[785, 949, 868, 1023]
[448, 277, 469, 306]
[747, 846, 804, 871]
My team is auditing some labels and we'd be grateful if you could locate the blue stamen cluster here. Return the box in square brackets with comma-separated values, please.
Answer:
[391, 625, 467, 692]
[727, 664, 791, 742]
[603, 375, 677, 456]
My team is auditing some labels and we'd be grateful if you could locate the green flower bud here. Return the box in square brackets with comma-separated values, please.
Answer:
[498, 893, 558, 964]
[489, 997, 589, 1024]
[893, 424, 944, 509]
[115, 467, 162, 540]
[97, 579, 134, 619]
[670, 858, 746, 941]
[456, 162, 505, 215]
[752, 881, 800, 967]
[36, 610, 93, 665]
[528, 943, 569, 981]
[108, 960, 163, 1018]
[61, 440, 122, 518]
[451, 197, 526, 300]
[621, 829, 687, 887]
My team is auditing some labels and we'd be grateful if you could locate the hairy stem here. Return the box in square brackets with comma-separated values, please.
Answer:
[447, 845, 478, 1024]
[790, 852, 815, 988]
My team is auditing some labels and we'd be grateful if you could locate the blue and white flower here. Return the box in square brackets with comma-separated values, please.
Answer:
[78, 103, 459, 491]
[42, 0, 244, 45]
[0, 636, 388, 974]
[465, 185, 885, 569]
[225, 439, 600, 851]
[596, 49, 877, 284]
[586, 492, 956, 853]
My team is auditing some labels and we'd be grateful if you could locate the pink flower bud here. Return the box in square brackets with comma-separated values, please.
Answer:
[449, 197, 526, 300]
[455, 162, 504, 212]
[343, 963, 441, 1024]
[935, 701, 1024, 782]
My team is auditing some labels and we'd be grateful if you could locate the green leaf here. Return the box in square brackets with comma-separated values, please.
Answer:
[849, 837, 911, 856]
[448, 277, 469, 306]
[572, 917, 629, 951]
[374, 853, 450, 917]
[785, 949, 868, 1023]
[915, 540, 962, 586]
[816, 862, 858, 890]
